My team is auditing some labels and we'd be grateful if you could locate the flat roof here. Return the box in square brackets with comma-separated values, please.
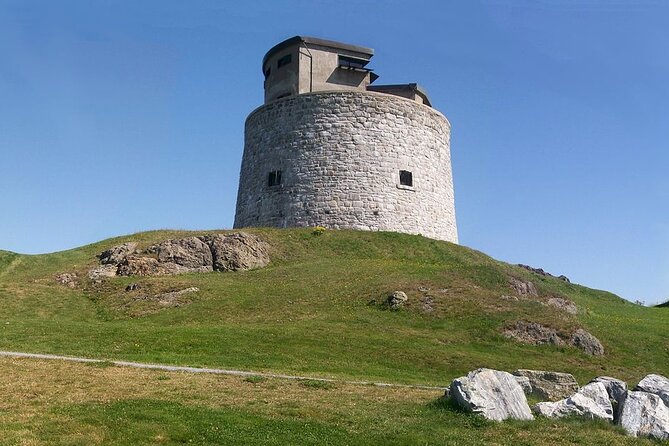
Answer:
[262, 36, 374, 70]
[367, 83, 432, 107]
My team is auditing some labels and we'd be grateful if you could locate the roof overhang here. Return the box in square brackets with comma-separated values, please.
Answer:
[262, 35, 374, 71]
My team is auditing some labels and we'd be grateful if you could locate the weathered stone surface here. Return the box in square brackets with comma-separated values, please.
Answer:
[204, 232, 270, 272]
[514, 376, 533, 395]
[510, 278, 538, 296]
[635, 374, 669, 407]
[116, 256, 193, 277]
[87, 265, 118, 281]
[99, 242, 138, 265]
[591, 376, 627, 420]
[386, 291, 408, 310]
[450, 368, 534, 421]
[570, 329, 605, 356]
[54, 272, 78, 288]
[534, 382, 613, 421]
[154, 287, 200, 305]
[513, 369, 579, 401]
[546, 297, 578, 315]
[504, 321, 565, 347]
[234, 91, 458, 243]
[618, 391, 669, 440]
[146, 237, 213, 270]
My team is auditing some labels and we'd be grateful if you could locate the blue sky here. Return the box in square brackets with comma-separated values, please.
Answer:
[1, 0, 667, 304]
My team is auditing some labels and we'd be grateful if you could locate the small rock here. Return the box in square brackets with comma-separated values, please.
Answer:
[513, 369, 579, 401]
[125, 283, 141, 292]
[500, 295, 519, 301]
[87, 264, 117, 281]
[618, 391, 669, 440]
[386, 291, 408, 310]
[510, 278, 538, 296]
[421, 295, 434, 313]
[570, 329, 605, 356]
[504, 321, 566, 347]
[634, 374, 669, 407]
[54, 272, 78, 288]
[450, 368, 534, 421]
[546, 297, 578, 315]
[534, 382, 613, 421]
[99, 242, 138, 265]
[154, 287, 200, 305]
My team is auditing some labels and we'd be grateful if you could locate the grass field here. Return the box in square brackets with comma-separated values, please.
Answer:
[0, 228, 666, 444]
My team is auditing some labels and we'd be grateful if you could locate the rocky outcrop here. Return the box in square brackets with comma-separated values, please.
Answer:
[635, 374, 669, 407]
[450, 368, 534, 421]
[99, 242, 137, 265]
[204, 232, 270, 272]
[146, 237, 213, 271]
[54, 272, 78, 288]
[570, 329, 605, 356]
[513, 369, 579, 401]
[504, 321, 604, 356]
[546, 297, 578, 315]
[517, 264, 570, 283]
[618, 391, 669, 440]
[386, 291, 408, 310]
[509, 278, 538, 297]
[89, 232, 271, 279]
[504, 321, 565, 347]
[533, 382, 613, 421]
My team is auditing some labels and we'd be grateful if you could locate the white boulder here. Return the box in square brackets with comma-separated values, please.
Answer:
[635, 374, 669, 407]
[534, 382, 613, 421]
[450, 368, 534, 421]
[618, 391, 669, 440]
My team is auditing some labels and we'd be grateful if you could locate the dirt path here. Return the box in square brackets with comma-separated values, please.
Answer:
[0, 350, 447, 391]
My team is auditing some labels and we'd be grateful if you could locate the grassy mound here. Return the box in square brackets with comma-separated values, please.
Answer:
[0, 228, 665, 386]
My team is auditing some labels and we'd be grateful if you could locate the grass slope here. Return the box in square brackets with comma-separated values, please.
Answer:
[0, 228, 667, 444]
[0, 228, 666, 385]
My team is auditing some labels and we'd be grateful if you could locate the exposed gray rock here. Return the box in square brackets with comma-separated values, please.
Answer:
[510, 278, 538, 296]
[125, 283, 141, 292]
[513, 369, 579, 401]
[386, 291, 408, 310]
[54, 272, 78, 288]
[618, 391, 669, 440]
[500, 295, 519, 302]
[154, 287, 200, 305]
[635, 374, 669, 408]
[87, 264, 118, 281]
[99, 242, 138, 265]
[116, 256, 193, 277]
[450, 368, 534, 421]
[546, 297, 578, 315]
[504, 321, 565, 348]
[146, 237, 213, 270]
[570, 329, 604, 356]
[591, 376, 627, 421]
[514, 376, 532, 395]
[534, 382, 613, 421]
[204, 232, 270, 272]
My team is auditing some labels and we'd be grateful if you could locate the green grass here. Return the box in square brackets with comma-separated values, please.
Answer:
[0, 228, 667, 444]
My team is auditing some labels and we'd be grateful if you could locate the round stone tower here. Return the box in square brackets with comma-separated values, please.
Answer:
[234, 36, 458, 243]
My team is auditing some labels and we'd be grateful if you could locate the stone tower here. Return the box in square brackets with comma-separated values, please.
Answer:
[234, 36, 458, 243]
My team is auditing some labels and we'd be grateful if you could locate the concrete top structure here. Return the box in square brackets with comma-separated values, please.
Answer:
[261, 35, 432, 107]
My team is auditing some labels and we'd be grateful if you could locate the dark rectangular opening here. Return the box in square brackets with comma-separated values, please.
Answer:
[338, 55, 369, 69]
[399, 170, 413, 187]
[268, 170, 282, 187]
[277, 54, 292, 68]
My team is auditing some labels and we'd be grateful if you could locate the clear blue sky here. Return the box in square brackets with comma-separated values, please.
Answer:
[1, 0, 668, 304]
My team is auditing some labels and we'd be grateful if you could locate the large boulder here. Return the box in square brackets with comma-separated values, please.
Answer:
[533, 382, 613, 421]
[87, 264, 118, 281]
[509, 278, 538, 297]
[513, 369, 579, 401]
[570, 329, 605, 356]
[618, 391, 669, 440]
[386, 291, 408, 310]
[591, 376, 627, 421]
[146, 237, 213, 271]
[504, 321, 566, 348]
[546, 297, 578, 315]
[99, 242, 138, 265]
[116, 256, 191, 277]
[450, 368, 534, 421]
[204, 232, 270, 272]
[635, 374, 669, 407]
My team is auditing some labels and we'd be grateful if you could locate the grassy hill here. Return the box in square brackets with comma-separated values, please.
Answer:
[0, 228, 666, 444]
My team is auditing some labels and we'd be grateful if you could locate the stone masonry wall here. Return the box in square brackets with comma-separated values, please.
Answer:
[234, 90, 458, 243]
